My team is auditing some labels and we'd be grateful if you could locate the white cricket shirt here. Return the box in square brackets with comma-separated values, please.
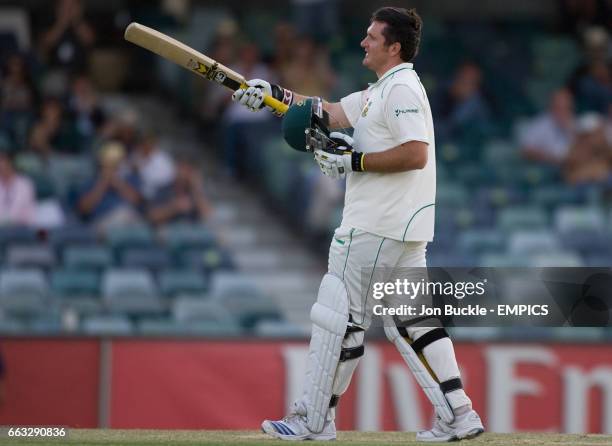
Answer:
[339, 62, 436, 241]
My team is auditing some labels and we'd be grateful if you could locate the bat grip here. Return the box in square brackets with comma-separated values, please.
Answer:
[263, 95, 289, 115]
[238, 82, 289, 115]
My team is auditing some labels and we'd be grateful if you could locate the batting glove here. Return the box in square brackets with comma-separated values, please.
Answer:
[232, 79, 293, 116]
[314, 132, 365, 179]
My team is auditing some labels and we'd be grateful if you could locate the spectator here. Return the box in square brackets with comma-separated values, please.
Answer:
[574, 60, 612, 114]
[67, 74, 106, 144]
[434, 61, 492, 145]
[77, 141, 142, 232]
[39, 0, 95, 73]
[221, 43, 276, 178]
[29, 97, 78, 156]
[131, 130, 175, 200]
[147, 155, 211, 225]
[563, 113, 611, 185]
[1, 54, 36, 114]
[0, 149, 35, 226]
[280, 37, 336, 98]
[0, 54, 37, 147]
[519, 88, 576, 164]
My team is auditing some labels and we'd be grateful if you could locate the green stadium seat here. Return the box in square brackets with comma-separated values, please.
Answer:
[529, 251, 583, 267]
[102, 269, 165, 315]
[172, 297, 236, 325]
[6, 245, 56, 269]
[138, 319, 242, 337]
[51, 269, 100, 297]
[159, 269, 208, 297]
[120, 247, 171, 270]
[0, 268, 47, 316]
[498, 206, 548, 232]
[160, 223, 215, 251]
[64, 245, 113, 270]
[82, 315, 133, 336]
[106, 225, 154, 252]
[554, 206, 605, 234]
[508, 230, 560, 254]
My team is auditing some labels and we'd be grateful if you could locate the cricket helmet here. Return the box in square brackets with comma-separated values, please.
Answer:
[282, 97, 335, 153]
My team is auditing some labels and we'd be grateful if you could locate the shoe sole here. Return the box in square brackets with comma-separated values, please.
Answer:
[457, 427, 484, 441]
[261, 424, 336, 441]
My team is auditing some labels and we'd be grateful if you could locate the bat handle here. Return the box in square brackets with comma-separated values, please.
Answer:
[238, 82, 289, 115]
[263, 95, 289, 115]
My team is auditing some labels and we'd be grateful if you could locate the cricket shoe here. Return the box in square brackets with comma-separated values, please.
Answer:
[261, 414, 336, 441]
[416, 409, 484, 442]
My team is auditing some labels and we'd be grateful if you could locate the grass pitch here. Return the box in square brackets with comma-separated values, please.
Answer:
[2, 429, 612, 446]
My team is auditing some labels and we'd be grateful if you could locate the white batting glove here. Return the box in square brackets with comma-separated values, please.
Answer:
[232, 79, 271, 112]
[314, 132, 364, 179]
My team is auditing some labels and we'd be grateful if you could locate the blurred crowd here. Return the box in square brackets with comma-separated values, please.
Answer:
[0, 0, 212, 233]
[1, 0, 611, 241]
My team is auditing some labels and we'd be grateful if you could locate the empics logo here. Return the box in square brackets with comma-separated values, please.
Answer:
[395, 108, 418, 117]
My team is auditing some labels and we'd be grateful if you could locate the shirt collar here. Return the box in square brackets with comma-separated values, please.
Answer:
[369, 63, 413, 89]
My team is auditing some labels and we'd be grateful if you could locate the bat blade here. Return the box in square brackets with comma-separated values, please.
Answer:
[124, 23, 288, 114]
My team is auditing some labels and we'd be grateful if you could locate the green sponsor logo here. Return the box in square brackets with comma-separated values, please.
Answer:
[395, 108, 418, 117]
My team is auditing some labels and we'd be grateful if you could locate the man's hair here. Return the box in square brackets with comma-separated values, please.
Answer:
[371, 7, 422, 62]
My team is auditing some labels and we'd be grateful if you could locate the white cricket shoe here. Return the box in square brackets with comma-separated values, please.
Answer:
[261, 414, 336, 441]
[416, 409, 484, 442]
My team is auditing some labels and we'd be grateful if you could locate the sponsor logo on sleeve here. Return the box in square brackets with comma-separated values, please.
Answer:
[395, 108, 419, 117]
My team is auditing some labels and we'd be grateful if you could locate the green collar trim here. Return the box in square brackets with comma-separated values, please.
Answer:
[369, 63, 413, 90]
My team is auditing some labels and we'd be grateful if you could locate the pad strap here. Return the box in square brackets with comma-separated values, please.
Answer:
[410, 328, 449, 354]
[440, 377, 463, 394]
[339, 345, 364, 362]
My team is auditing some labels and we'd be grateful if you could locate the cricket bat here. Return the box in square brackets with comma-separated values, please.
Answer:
[124, 23, 288, 115]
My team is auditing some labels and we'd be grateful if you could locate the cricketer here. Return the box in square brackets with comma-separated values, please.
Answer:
[232, 6, 484, 442]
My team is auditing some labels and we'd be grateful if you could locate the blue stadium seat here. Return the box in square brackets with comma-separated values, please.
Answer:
[159, 269, 208, 297]
[458, 229, 506, 254]
[254, 320, 309, 338]
[0, 317, 26, 335]
[180, 248, 235, 272]
[137, 319, 242, 337]
[102, 269, 165, 315]
[211, 272, 261, 299]
[64, 245, 113, 270]
[120, 247, 171, 270]
[529, 251, 583, 267]
[6, 245, 56, 269]
[0, 226, 37, 251]
[0, 268, 48, 316]
[106, 225, 155, 252]
[508, 230, 560, 254]
[160, 223, 215, 251]
[49, 225, 97, 248]
[554, 206, 606, 234]
[172, 297, 237, 325]
[82, 315, 133, 336]
[498, 206, 548, 232]
[50, 269, 101, 314]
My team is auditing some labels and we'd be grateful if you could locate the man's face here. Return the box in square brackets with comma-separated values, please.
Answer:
[361, 21, 393, 72]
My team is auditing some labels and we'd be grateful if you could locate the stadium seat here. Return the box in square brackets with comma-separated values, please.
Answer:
[138, 318, 242, 337]
[0, 317, 26, 335]
[479, 253, 527, 267]
[181, 248, 235, 271]
[5, 245, 56, 269]
[102, 269, 165, 315]
[529, 251, 583, 267]
[210, 272, 261, 299]
[106, 225, 154, 252]
[82, 315, 133, 336]
[120, 247, 171, 270]
[0, 268, 47, 316]
[508, 230, 560, 254]
[159, 269, 208, 297]
[63, 245, 113, 270]
[172, 297, 237, 325]
[29, 313, 64, 334]
[160, 223, 215, 251]
[0, 226, 37, 251]
[50, 269, 101, 314]
[554, 206, 605, 234]
[49, 225, 97, 248]
[458, 229, 506, 254]
[254, 320, 309, 338]
[221, 295, 282, 329]
[498, 206, 548, 232]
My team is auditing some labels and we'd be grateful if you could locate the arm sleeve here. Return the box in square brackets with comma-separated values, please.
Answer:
[340, 90, 366, 127]
[384, 84, 429, 144]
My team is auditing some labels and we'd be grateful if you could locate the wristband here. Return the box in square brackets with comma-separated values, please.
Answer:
[271, 84, 294, 116]
[351, 151, 365, 172]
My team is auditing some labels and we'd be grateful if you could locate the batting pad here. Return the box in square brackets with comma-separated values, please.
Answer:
[304, 273, 349, 433]
[384, 323, 455, 424]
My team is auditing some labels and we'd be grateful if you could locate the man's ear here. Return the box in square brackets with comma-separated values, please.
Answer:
[389, 41, 401, 58]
